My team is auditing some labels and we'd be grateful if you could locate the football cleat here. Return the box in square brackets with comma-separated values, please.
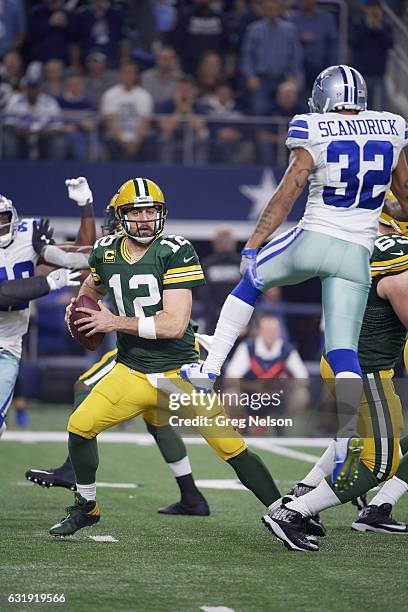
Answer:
[351, 494, 368, 511]
[179, 363, 217, 392]
[351, 503, 408, 534]
[288, 483, 327, 537]
[262, 499, 319, 552]
[332, 436, 363, 492]
[25, 465, 76, 491]
[49, 493, 100, 536]
[158, 498, 210, 516]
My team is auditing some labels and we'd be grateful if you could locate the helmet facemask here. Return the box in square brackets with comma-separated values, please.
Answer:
[0, 197, 18, 248]
[101, 206, 120, 237]
[118, 203, 167, 244]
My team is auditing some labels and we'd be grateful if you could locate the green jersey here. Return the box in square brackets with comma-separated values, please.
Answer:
[89, 233, 205, 373]
[358, 233, 408, 373]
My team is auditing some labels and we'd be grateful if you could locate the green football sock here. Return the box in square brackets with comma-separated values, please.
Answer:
[144, 421, 204, 504]
[228, 449, 280, 506]
[68, 432, 99, 485]
[400, 435, 408, 456]
[393, 453, 408, 485]
[144, 421, 186, 463]
[328, 461, 379, 504]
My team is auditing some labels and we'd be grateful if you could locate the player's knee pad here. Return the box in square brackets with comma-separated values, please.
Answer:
[231, 277, 261, 306]
[327, 348, 362, 377]
[68, 408, 95, 436]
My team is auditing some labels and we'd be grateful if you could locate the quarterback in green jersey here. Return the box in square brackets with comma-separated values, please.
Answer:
[49, 177, 281, 537]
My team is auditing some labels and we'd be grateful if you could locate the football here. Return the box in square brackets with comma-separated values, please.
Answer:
[69, 295, 105, 351]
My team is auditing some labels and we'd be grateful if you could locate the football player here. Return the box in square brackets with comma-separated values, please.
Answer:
[0, 186, 93, 437]
[26, 193, 211, 516]
[264, 194, 408, 549]
[49, 178, 281, 536]
[181, 65, 408, 499]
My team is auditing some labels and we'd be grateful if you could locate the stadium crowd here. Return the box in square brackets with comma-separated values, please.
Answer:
[0, 0, 396, 163]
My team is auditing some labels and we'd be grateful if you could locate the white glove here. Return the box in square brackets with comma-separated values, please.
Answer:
[65, 177, 93, 207]
[47, 269, 81, 291]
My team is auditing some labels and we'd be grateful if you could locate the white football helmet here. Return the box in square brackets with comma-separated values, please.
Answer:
[0, 195, 19, 248]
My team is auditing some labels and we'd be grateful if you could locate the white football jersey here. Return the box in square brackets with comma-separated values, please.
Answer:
[0, 219, 39, 358]
[286, 111, 408, 252]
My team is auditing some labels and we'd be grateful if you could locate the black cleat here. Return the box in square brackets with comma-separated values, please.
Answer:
[26, 466, 76, 491]
[352, 503, 408, 534]
[158, 498, 210, 516]
[262, 500, 319, 552]
[351, 494, 368, 511]
[49, 493, 100, 536]
[289, 482, 327, 537]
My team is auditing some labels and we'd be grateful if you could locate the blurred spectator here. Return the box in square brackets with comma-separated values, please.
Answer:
[241, 0, 303, 115]
[289, 0, 338, 91]
[58, 69, 95, 161]
[350, 0, 393, 110]
[1, 50, 24, 91]
[0, 0, 26, 59]
[236, 0, 265, 46]
[42, 59, 65, 97]
[196, 51, 223, 99]
[84, 51, 117, 107]
[3, 63, 65, 160]
[199, 225, 241, 331]
[225, 314, 309, 379]
[255, 81, 306, 165]
[151, 0, 178, 42]
[156, 76, 209, 163]
[100, 61, 153, 161]
[124, 0, 158, 53]
[25, 0, 73, 65]
[199, 82, 245, 163]
[71, 0, 129, 68]
[173, 0, 229, 74]
[141, 46, 182, 104]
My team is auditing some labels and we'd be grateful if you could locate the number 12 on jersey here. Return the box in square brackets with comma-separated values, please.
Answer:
[323, 139, 393, 210]
[109, 273, 161, 318]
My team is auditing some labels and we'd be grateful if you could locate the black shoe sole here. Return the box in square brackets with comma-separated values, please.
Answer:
[262, 515, 319, 552]
[158, 501, 210, 516]
[25, 470, 76, 491]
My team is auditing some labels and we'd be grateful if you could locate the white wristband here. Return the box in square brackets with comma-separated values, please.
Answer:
[138, 316, 157, 339]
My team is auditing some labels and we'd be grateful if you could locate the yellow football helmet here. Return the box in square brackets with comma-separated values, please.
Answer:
[380, 190, 408, 237]
[112, 178, 167, 243]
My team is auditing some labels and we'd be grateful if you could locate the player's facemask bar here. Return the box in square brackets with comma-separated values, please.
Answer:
[117, 203, 167, 244]
[0, 205, 19, 248]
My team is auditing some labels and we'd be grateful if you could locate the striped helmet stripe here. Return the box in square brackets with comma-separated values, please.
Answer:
[349, 67, 358, 104]
[136, 178, 146, 197]
[133, 179, 139, 197]
[142, 178, 149, 196]
[343, 65, 357, 104]
[338, 65, 349, 102]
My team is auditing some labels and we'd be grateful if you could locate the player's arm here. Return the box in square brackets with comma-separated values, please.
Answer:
[0, 269, 80, 307]
[76, 288, 192, 339]
[65, 177, 97, 246]
[377, 271, 408, 328]
[245, 148, 313, 249]
[391, 151, 408, 215]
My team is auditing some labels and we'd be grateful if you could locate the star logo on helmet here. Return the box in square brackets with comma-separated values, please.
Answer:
[315, 73, 330, 92]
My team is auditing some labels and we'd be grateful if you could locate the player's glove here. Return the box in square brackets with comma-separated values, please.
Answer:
[32, 218, 55, 255]
[240, 247, 263, 289]
[47, 269, 81, 291]
[65, 177, 93, 207]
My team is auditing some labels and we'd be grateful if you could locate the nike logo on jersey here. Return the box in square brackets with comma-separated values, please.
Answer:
[183, 256, 195, 263]
[390, 251, 404, 256]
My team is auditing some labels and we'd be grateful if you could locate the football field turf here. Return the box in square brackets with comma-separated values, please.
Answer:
[1, 406, 407, 612]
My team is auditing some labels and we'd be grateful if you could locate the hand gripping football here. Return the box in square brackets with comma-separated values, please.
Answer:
[69, 295, 105, 351]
